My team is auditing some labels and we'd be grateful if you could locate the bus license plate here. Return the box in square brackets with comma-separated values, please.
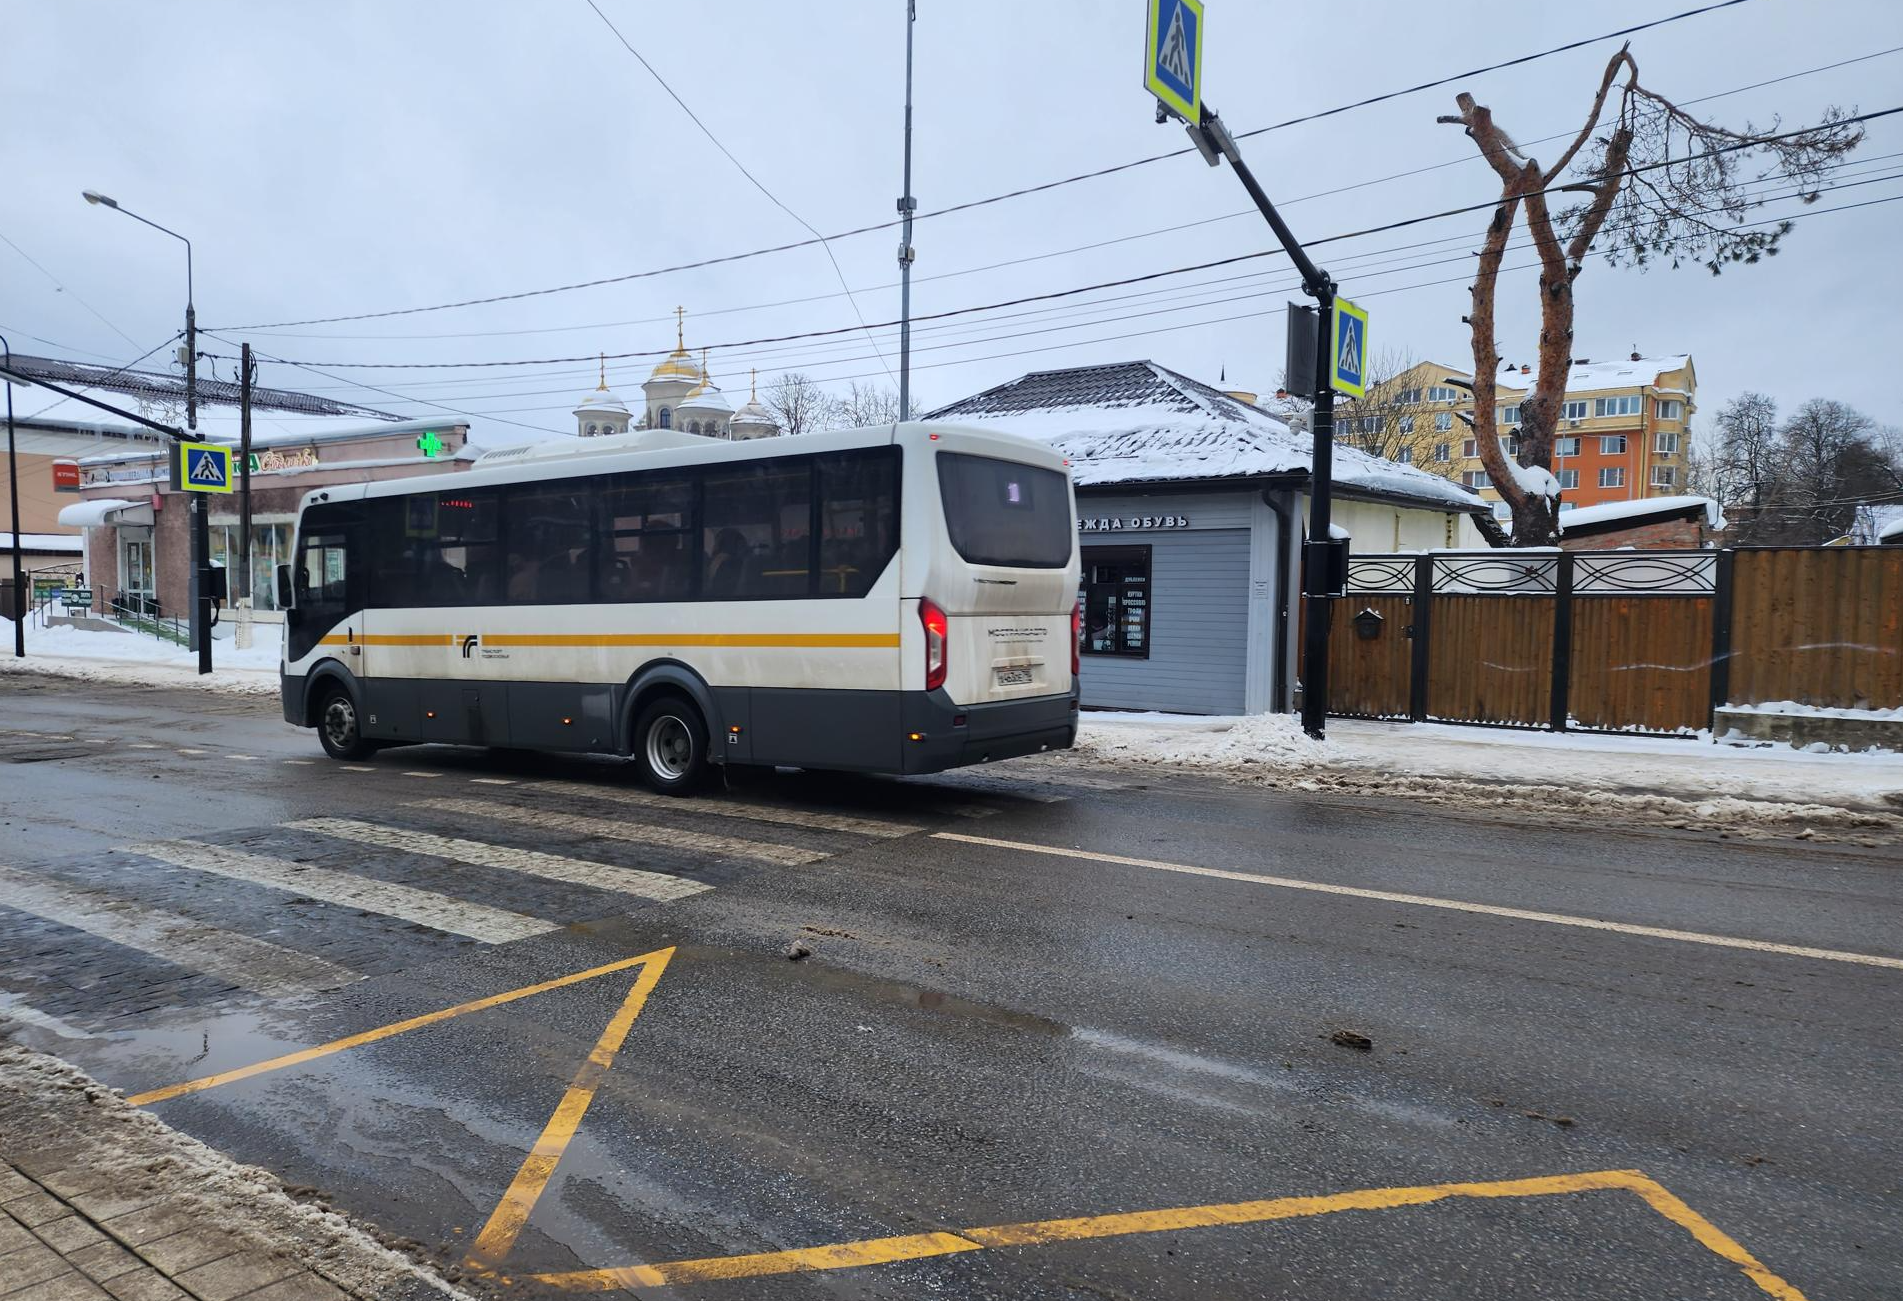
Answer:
[995, 667, 1034, 687]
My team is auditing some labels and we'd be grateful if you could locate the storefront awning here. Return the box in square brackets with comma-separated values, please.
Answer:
[57, 497, 155, 528]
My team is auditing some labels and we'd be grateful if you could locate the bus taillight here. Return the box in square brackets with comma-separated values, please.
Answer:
[921, 597, 948, 692]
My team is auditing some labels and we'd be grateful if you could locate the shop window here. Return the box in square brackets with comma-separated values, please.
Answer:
[1079, 546, 1150, 659]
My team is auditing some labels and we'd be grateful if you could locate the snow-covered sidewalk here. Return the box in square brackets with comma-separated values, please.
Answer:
[0, 614, 281, 695]
[1072, 711, 1902, 836]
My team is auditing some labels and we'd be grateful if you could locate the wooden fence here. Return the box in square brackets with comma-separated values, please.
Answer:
[1317, 546, 1901, 735]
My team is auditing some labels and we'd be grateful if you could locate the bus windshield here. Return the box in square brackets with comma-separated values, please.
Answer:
[936, 451, 1072, 569]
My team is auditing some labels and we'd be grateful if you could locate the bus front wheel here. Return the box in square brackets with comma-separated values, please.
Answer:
[317, 685, 377, 762]
[634, 694, 709, 793]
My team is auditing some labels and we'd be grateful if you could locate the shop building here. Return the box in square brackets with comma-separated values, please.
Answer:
[61, 418, 473, 620]
[929, 361, 1488, 715]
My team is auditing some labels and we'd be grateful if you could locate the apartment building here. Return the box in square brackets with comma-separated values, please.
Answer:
[1356, 354, 1696, 518]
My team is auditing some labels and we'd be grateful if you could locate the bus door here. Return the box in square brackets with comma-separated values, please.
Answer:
[286, 502, 367, 670]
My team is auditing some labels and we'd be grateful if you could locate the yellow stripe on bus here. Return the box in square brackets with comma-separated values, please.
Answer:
[317, 633, 899, 649]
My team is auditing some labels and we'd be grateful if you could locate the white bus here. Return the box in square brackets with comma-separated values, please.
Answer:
[278, 422, 1081, 790]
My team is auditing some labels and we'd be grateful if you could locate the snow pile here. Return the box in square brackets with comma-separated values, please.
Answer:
[0, 615, 280, 694]
[1724, 699, 1903, 722]
[1561, 495, 1726, 531]
[1077, 711, 1325, 768]
[0, 1043, 476, 1298]
[1509, 462, 1562, 501]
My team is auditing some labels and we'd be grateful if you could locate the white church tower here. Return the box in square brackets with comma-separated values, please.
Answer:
[572, 353, 632, 437]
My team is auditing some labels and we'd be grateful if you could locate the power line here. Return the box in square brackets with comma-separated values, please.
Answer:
[214, 0, 1764, 332]
[581, 0, 898, 392]
[0, 230, 144, 348]
[211, 105, 1897, 374]
[19, 333, 186, 422]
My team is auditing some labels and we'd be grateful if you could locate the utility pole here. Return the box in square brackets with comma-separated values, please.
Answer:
[3, 333, 21, 658]
[237, 342, 254, 650]
[896, 0, 917, 421]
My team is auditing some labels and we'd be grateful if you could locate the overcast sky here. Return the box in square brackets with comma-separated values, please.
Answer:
[5, 0, 1900, 445]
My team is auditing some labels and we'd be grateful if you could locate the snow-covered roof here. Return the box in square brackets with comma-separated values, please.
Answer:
[1493, 354, 1692, 394]
[731, 398, 776, 427]
[1560, 494, 1725, 532]
[57, 498, 153, 528]
[0, 532, 83, 552]
[676, 385, 733, 416]
[1880, 515, 1903, 543]
[575, 388, 630, 415]
[926, 360, 1484, 511]
[1844, 503, 1903, 544]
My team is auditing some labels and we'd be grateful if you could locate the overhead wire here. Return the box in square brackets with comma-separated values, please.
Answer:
[0, 230, 144, 348]
[213, 0, 1764, 332]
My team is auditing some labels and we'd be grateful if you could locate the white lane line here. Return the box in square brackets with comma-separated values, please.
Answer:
[935, 833, 1903, 972]
[340, 765, 377, 773]
[287, 818, 711, 902]
[407, 797, 825, 866]
[283, 759, 316, 766]
[176, 748, 207, 756]
[225, 754, 260, 760]
[527, 781, 922, 839]
[0, 865, 357, 996]
[470, 778, 516, 786]
[402, 771, 442, 779]
[45, 735, 74, 742]
[123, 840, 560, 944]
[85, 738, 112, 744]
[129, 743, 160, 750]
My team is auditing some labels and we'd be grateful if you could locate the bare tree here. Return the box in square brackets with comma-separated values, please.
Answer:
[1774, 399, 1881, 544]
[1709, 392, 1783, 542]
[1332, 350, 1453, 470]
[1439, 45, 1861, 544]
[765, 372, 840, 437]
[832, 381, 905, 429]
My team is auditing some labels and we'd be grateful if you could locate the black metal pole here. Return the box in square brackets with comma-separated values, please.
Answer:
[239, 341, 253, 637]
[1187, 105, 1339, 738]
[188, 298, 210, 674]
[3, 334, 22, 657]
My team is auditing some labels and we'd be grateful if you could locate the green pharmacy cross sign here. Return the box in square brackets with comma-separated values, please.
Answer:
[416, 430, 444, 459]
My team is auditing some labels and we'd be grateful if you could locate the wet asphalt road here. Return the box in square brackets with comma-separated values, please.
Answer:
[1, 675, 1899, 1300]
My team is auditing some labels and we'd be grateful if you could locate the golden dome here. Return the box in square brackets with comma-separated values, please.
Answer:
[648, 306, 702, 383]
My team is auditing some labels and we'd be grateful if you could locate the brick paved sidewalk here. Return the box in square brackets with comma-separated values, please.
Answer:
[0, 1046, 471, 1301]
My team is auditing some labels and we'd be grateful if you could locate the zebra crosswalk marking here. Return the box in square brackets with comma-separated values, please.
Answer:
[406, 797, 825, 867]
[123, 840, 560, 944]
[0, 864, 355, 996]
[526, 782, 922, 839]
[287, 818, 712, 902]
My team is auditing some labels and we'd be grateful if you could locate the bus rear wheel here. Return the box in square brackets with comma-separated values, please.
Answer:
[317, 684, 377, 762]
[634, 694, 709, 793]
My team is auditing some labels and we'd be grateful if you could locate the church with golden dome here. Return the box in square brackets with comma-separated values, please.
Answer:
[573, 308, 781, 441]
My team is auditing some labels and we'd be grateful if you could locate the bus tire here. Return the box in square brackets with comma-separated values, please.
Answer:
[633, 693, 709, 793]
[316, 683, 377, 762]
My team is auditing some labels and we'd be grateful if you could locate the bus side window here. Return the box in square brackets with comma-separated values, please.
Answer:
[703, 461, 812, 599]
[506, 481, 597, 604]
[817, 448, 899, 597]
[598, 472, 696, 603]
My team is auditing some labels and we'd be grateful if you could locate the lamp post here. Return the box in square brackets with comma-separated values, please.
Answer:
[84, 190, 210, 674]
[3, 333, 22, 657]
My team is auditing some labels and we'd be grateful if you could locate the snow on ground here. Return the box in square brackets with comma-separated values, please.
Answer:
[0, 614, 281, 694]
[1072, 710, 1903, 836]
[0, 1043, 474, 1298]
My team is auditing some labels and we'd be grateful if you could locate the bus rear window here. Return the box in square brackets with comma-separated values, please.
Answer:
[936, 452, 1072, 569]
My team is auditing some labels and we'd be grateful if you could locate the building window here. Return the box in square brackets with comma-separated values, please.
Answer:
[1655, 430, 1679, 454]
[1398, 415, 1413, 434]
[1462, 471, 1490, 489]
[1398, 387, 1422, 405]
[1396, 446, 1413, 464]
[1434, 412, 1452, 431]
[1434, 442, 1450, 462]
[1461, 438, 1477, 459]
[1656, 399, 1684, 421]
[1555, 436, 1580, 458]
[1652, 466, 1677, 487]
[1600, 467, 1626, 488]
[1600, 434, 1627, 455]
[1556, 469, 1579, 490]
[1079, 546, 1150, 658]
[1498, 405, 1521, 425]
[1562, 400, 1588, 421]
[1594, 395, 1642, 418]
[658, 407, 672, 429]
[1428, 385, 1461, 402]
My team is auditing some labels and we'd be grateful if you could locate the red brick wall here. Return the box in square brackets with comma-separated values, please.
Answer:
[1559, 517, 1706, 551]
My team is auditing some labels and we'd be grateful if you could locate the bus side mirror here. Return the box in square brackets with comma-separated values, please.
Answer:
[276, 565, 294, 609]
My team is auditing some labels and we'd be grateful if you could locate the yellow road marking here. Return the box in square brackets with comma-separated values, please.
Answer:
[127, 947, 673, 1107]
[934, 833, 1903, 971]
[465, 949, 674, 1269]
[528, 1169, 1807, 1297]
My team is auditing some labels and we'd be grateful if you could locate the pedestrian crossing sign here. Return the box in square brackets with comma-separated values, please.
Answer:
[177, 441, 234, 494]
[1145, 0, 1203, 126]
[1330, 298, 1369, 398]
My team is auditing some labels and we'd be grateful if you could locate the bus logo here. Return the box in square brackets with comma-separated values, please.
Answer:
[460, 634, 480, 658]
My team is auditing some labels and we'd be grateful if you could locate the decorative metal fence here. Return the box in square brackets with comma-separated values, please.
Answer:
[1315, 546, 1900, 736]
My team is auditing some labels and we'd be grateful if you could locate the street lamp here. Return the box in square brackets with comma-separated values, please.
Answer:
[83, 189, 210, 674]
[3, 333, 21, 657]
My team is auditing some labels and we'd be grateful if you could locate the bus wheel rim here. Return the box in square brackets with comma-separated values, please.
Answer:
[324, 697, 357, 748]
[646, 716, 692, 779]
